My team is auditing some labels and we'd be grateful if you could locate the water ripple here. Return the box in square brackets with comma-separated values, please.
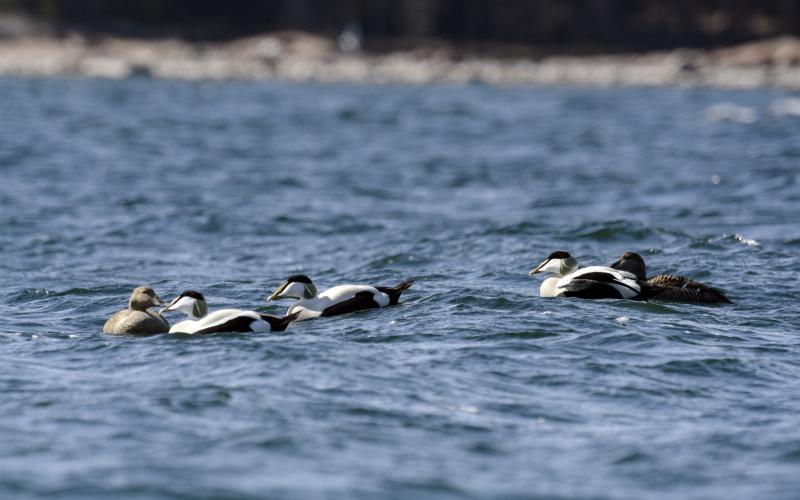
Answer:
[0, 79, 798, 500]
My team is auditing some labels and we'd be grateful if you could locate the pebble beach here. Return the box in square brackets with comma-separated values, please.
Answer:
[2, 31, 800, 88]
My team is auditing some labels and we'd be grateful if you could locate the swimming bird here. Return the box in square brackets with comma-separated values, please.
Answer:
[103, 286, 169, 335]
[529, 251, 642, 299]
[267, 275, 414, 320]
[609, 252, 732, 304]
[160, 290, 299, 334]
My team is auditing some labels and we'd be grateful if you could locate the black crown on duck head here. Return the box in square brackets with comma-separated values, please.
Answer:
[179, 290, 205, 301]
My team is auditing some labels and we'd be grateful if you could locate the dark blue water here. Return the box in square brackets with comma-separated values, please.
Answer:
[1, 77, 799, 499]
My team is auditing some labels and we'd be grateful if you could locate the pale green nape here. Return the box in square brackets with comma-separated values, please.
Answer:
[304, 283, 318, 299]
[560, 257, 578, 275]
[193, 299, 209, 318]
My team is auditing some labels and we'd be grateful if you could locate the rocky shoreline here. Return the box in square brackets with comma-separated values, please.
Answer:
[2, 32, 800, 88]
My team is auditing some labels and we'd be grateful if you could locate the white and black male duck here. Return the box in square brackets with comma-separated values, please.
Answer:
[529, 251, 643, 299]
[267, 275, 414, 321]
[160, 290, 299, 334]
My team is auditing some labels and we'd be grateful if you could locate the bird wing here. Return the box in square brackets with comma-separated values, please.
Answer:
[191, 309, 261, 334]
[645, 274, 732, 303]
[557, 267, 641, 299]
[320, 291, 381, 317]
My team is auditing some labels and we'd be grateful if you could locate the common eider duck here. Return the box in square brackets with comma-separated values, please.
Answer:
[529, 251, 642, 299]
[610, 252, 732, 304]
[160, 290, 299, 334]
[267, 275, 414, 320]
[103, 286, 169, 335]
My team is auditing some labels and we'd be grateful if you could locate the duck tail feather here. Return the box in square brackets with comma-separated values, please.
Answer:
[392, 278, 414, 292]
[259, 311, 301, 331]
[376, 278, 414, 305]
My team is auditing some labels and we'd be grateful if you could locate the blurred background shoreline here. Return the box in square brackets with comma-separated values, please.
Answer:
[1, 1, 800, 87]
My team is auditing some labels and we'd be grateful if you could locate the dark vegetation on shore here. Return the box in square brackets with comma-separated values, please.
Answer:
[3, 0, 800, 53]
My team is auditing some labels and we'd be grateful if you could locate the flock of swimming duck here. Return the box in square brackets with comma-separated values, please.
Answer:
[103, 251, 731, 335]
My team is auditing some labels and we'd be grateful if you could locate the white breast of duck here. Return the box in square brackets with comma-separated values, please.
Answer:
[268, 275, 414, 320]
[530, 251, 641, 300]
[161, 291, 296, 334]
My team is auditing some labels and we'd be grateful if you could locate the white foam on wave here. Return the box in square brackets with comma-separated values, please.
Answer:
[709, 233, 761, 247]
[769, 98, 800, 118]
[703, 103, 757, 124]
[734, 234, 760, 247]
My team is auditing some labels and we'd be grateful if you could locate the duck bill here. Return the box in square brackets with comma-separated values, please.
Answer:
[267, 282, 287, 301]
[529, 260, 548, 276]
[608, 258, 622, 270]
[159, 296, 181, 314]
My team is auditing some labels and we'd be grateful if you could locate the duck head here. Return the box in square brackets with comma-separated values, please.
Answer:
[610, 252, 647, 280]
[129, 286, 163, 311]
[529, 251, 579, 277]
[160, 290, 209, 319]
[268, 275, 318, 301]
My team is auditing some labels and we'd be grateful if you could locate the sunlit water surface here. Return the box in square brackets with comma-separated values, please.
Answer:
[1, 77, 799, 499]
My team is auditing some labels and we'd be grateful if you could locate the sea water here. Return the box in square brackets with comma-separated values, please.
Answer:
[1, 78, 799, 499]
